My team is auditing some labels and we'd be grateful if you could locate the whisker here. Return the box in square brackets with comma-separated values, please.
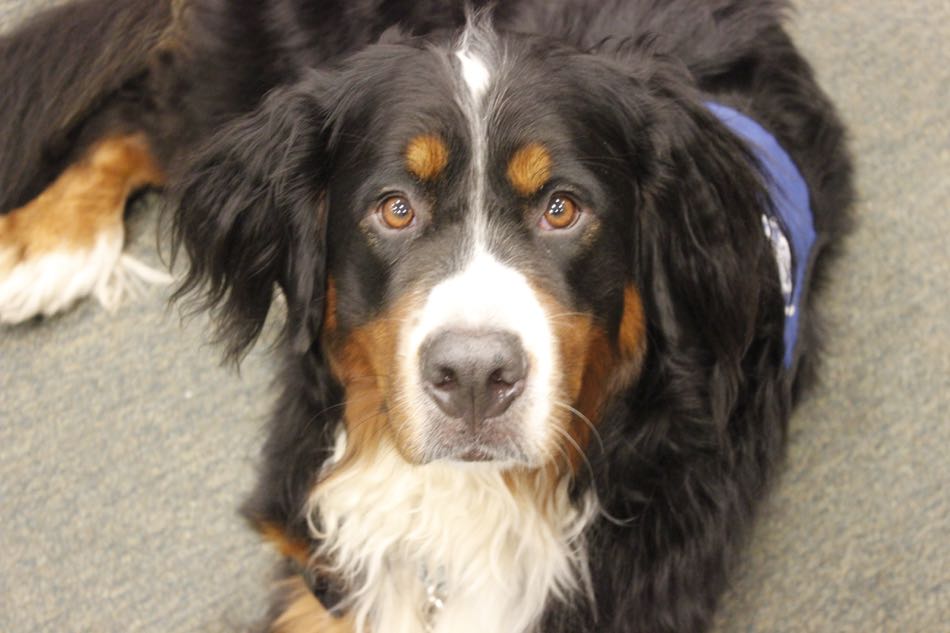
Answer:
[553, 401, 605, 454]
[549, 419, 636, 528]
[308, 389, 379, 422]
[547, 436, 576, 476]
[549, 425, 595, 480]
[545, 311, 589, 321]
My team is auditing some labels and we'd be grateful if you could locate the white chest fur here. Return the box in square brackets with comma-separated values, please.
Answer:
[307, 438, 597, 633]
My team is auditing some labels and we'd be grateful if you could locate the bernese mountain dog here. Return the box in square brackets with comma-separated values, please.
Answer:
[0, 1, 852, 631]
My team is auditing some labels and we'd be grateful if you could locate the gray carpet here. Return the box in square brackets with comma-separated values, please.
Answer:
[1, 1, 947, 631]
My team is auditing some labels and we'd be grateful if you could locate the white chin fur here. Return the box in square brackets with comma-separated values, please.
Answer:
[310, 435, 597, 633]
[0, 231, 172, 324]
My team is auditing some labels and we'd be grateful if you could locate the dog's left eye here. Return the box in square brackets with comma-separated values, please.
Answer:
[378, 195, 416, 230]
[541, 194, 580, 230]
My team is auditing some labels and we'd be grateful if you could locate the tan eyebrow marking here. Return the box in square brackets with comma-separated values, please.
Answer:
[507, 142, 552, 197]
[405, 134, 449, 181]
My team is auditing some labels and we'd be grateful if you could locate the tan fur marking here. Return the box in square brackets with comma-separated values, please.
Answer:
[530, 286, 597, 472]
[322, 276, 389, 459]
[533, 283, 648, 473]
[405, 134, 449, 181]
[272, 577, 355, 633]
[618, 286, 647, 362]
[607, 285, 648, 394]
[0, 134, 165, 266]
[322, 284, 422, 464]
[507, 143, 552, 197]
[323, 276, 339, 335]
[259, 523, 311, 565]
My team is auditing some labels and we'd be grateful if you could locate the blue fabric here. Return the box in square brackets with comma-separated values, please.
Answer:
[706, 102, 816, 368]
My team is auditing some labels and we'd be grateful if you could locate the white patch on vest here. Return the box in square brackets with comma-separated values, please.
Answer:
[309, 431, 597, 633]
[762, 214, 795, 316]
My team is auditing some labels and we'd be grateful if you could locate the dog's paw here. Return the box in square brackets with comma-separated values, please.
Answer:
[0, 225, 171, 324]
[0, 134, 169, 324]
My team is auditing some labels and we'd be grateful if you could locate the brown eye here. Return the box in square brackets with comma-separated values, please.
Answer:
[379, 195, 415, 229]
[542, 194, 579, 230]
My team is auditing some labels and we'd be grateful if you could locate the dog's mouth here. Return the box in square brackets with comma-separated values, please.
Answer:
[457, 447, 494, 462]
[449, 443, 518, 464]
[416, 408, 535, 464]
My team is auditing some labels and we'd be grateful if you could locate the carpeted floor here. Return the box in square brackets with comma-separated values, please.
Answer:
[1, 1, 947, 632]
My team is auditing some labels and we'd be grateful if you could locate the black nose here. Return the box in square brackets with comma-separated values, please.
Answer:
[420, 330, 527, 425]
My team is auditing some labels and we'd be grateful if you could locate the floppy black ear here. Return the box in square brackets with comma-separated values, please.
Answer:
[542, 71, 791, 633]
[636, 92, 780, 397]
[170, 75, 330, 361]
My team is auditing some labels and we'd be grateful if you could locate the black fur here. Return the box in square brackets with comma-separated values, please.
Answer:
[0, 1, 852, 631]
[0, 0, 170, 212]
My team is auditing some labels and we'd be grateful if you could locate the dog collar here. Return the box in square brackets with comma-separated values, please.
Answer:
[706, 101, 816, 368]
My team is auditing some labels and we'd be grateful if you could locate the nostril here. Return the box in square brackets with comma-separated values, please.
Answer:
[488, 368, 512, 387]
[483, 375, 526, 419]
[488, 360, 527, 387]
[435, 367, 457, 390]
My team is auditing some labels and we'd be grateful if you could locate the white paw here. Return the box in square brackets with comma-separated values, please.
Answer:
[0, 230, 172, 324]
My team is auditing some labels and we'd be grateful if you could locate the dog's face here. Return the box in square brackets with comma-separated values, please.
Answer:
[174, 26, 769, 471]
[315, 32, 654, 467]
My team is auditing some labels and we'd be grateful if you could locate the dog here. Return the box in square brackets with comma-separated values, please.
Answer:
[0, 1, 852, 631]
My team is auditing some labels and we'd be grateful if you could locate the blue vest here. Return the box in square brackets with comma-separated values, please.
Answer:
[706, 102, 816, 369]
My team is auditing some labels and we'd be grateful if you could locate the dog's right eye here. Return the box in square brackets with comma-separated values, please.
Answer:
[540, 193, 580, 230]
[378, 195, 415, 230]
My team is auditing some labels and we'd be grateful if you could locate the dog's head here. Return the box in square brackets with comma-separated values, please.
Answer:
[173, 24, 773, 471]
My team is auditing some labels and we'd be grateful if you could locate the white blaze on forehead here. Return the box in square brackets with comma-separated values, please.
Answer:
[407, 250, 549, 355]
[454, 28, 496, 250]
[455, 49, 491, 101]
[400, 248, 556, 456]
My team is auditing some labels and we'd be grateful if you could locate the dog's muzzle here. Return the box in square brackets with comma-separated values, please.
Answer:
[420, 329, 528, 426]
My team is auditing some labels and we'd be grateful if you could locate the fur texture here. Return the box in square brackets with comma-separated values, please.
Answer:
[0, 1, 852, 631]
[309, 432, 598, 633]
